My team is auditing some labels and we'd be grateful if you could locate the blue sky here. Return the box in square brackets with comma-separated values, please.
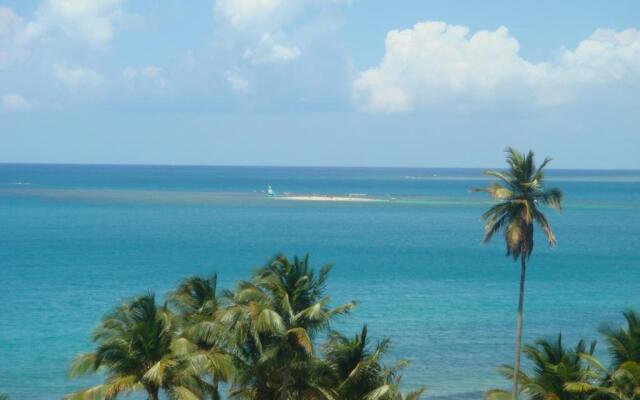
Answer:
[1, 0, 639, 168]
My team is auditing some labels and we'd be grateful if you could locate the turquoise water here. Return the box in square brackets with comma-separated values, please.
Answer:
[0, 164, 639, 399]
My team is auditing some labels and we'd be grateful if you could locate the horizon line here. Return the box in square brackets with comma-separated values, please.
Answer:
[0, 161, 638, 172]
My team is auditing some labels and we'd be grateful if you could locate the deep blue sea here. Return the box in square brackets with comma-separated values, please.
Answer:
[1, 164, 639, 399]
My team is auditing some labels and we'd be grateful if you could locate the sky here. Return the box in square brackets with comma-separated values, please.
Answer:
[1, 0, 639, 169]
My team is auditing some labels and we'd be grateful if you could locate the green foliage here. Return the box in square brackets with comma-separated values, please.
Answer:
[168, 273, 233, 400]
[219, 254, 358, 399]
[66, 294, 213, 400]
[475, 147, 563, 260]
[67, 254, 423, 400]
[489, 311, 640, 400]
[601, 311, 640, 369]
[487, 335, 599, 400]
[591, 361, 640, 400]
[323, 325, 425, 400]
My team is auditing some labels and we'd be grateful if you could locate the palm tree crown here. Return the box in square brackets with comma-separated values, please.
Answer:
[601, 311, 640, 369]
[170, 274, 219, 322]
[476, 147, 563, 259]
[487, 335, 598, 400]
[169, 274, 234, 400]
[220, 254, 355, 399]
[67, 294, 177, 400]
[323, 325, 425, 400]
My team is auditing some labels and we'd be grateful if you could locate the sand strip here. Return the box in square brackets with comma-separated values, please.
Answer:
[275, 195, 384, 202]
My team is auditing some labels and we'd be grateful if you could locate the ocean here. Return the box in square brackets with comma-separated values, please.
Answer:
[0, 164, 639, 399]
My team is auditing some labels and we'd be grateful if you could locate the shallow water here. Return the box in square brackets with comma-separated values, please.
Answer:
[0, 164, 639, 399]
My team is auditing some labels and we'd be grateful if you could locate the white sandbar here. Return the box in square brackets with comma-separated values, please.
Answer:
[275, 195, 383, 202]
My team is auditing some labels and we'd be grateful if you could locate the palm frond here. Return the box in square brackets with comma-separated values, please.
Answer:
[364, 384, 391, 400]
[288, 327, 314, 354]
[64, 384, 108, 400]
[103, 375, 142, 398]
[404, 386, 427, 400]
[541, 188, 563, 209]
[144, 358, 175, 386]
[564, 381, 596, 393]
[484, 389, 511, 400]
[69, 353, 98, 377]
[533, 207, 557, 246]
[169, 386, 202, 400]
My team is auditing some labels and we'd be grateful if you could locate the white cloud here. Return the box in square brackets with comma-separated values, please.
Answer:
[213, 0, 303, 65]
[0, 7, 29, 67]
[559, 28, 640, 83]
[0, 7, 24, 37]
[353, 22, 640, 113]
[53, 64, 105, 90]
[213, 0, 350, 30]
[226, 70, 250, 92]
[0, 1, 128, 68]
[214, 0, 297, 32]
[122, 65, 167, 88]
[23, 0, 127, 46]
[243, 33, 301, 63]
[204, 0, 352, 109]
[1, 93, 33, 111]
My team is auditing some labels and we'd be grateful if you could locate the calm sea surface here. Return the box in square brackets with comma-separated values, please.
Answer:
[0, 164, 639, 399]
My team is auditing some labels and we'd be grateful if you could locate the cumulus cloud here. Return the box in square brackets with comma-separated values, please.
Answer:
[26, 0, 127, 46]
[226, 70, 250, 92]
[559, 28, 640, 83]
[243, 33, 301, 63]
[214, 0, 305, 65]
[0, 1, 129, 69]
[53, 64, 105, 90]
[0, 7, 24, 40]
[1, 93, 33, 111]
[212, 0, 351, 64]
[214, 0, 298, 32]
[122, 65, 167, 88]
[0, 6, 30, 67]
[203, 0, 353, 109]
[353, 22, 640, 113]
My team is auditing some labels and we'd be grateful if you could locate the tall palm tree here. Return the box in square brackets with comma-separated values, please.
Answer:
[66, 294, 200, 400]
[486, 335, 598, 400]
[219, 254, 355, 399]
[475, 147, 563, 400]
[323, 325, 426, 400]
[169, 274, 235, 400]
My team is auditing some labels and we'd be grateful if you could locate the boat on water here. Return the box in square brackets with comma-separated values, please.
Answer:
[266, 184, 275, 197]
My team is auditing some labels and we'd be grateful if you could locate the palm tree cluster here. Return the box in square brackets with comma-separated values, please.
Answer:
[487, 310, 640, 400]
[66, 254, 425, 400]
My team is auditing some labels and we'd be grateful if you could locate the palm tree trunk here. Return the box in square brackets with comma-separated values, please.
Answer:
[512, 256, 527, 400]
[211, 379, 220, 400]
[146, 385, 160, 400]
[280, 364, 290, 400]
[256, 373, 271, 399]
